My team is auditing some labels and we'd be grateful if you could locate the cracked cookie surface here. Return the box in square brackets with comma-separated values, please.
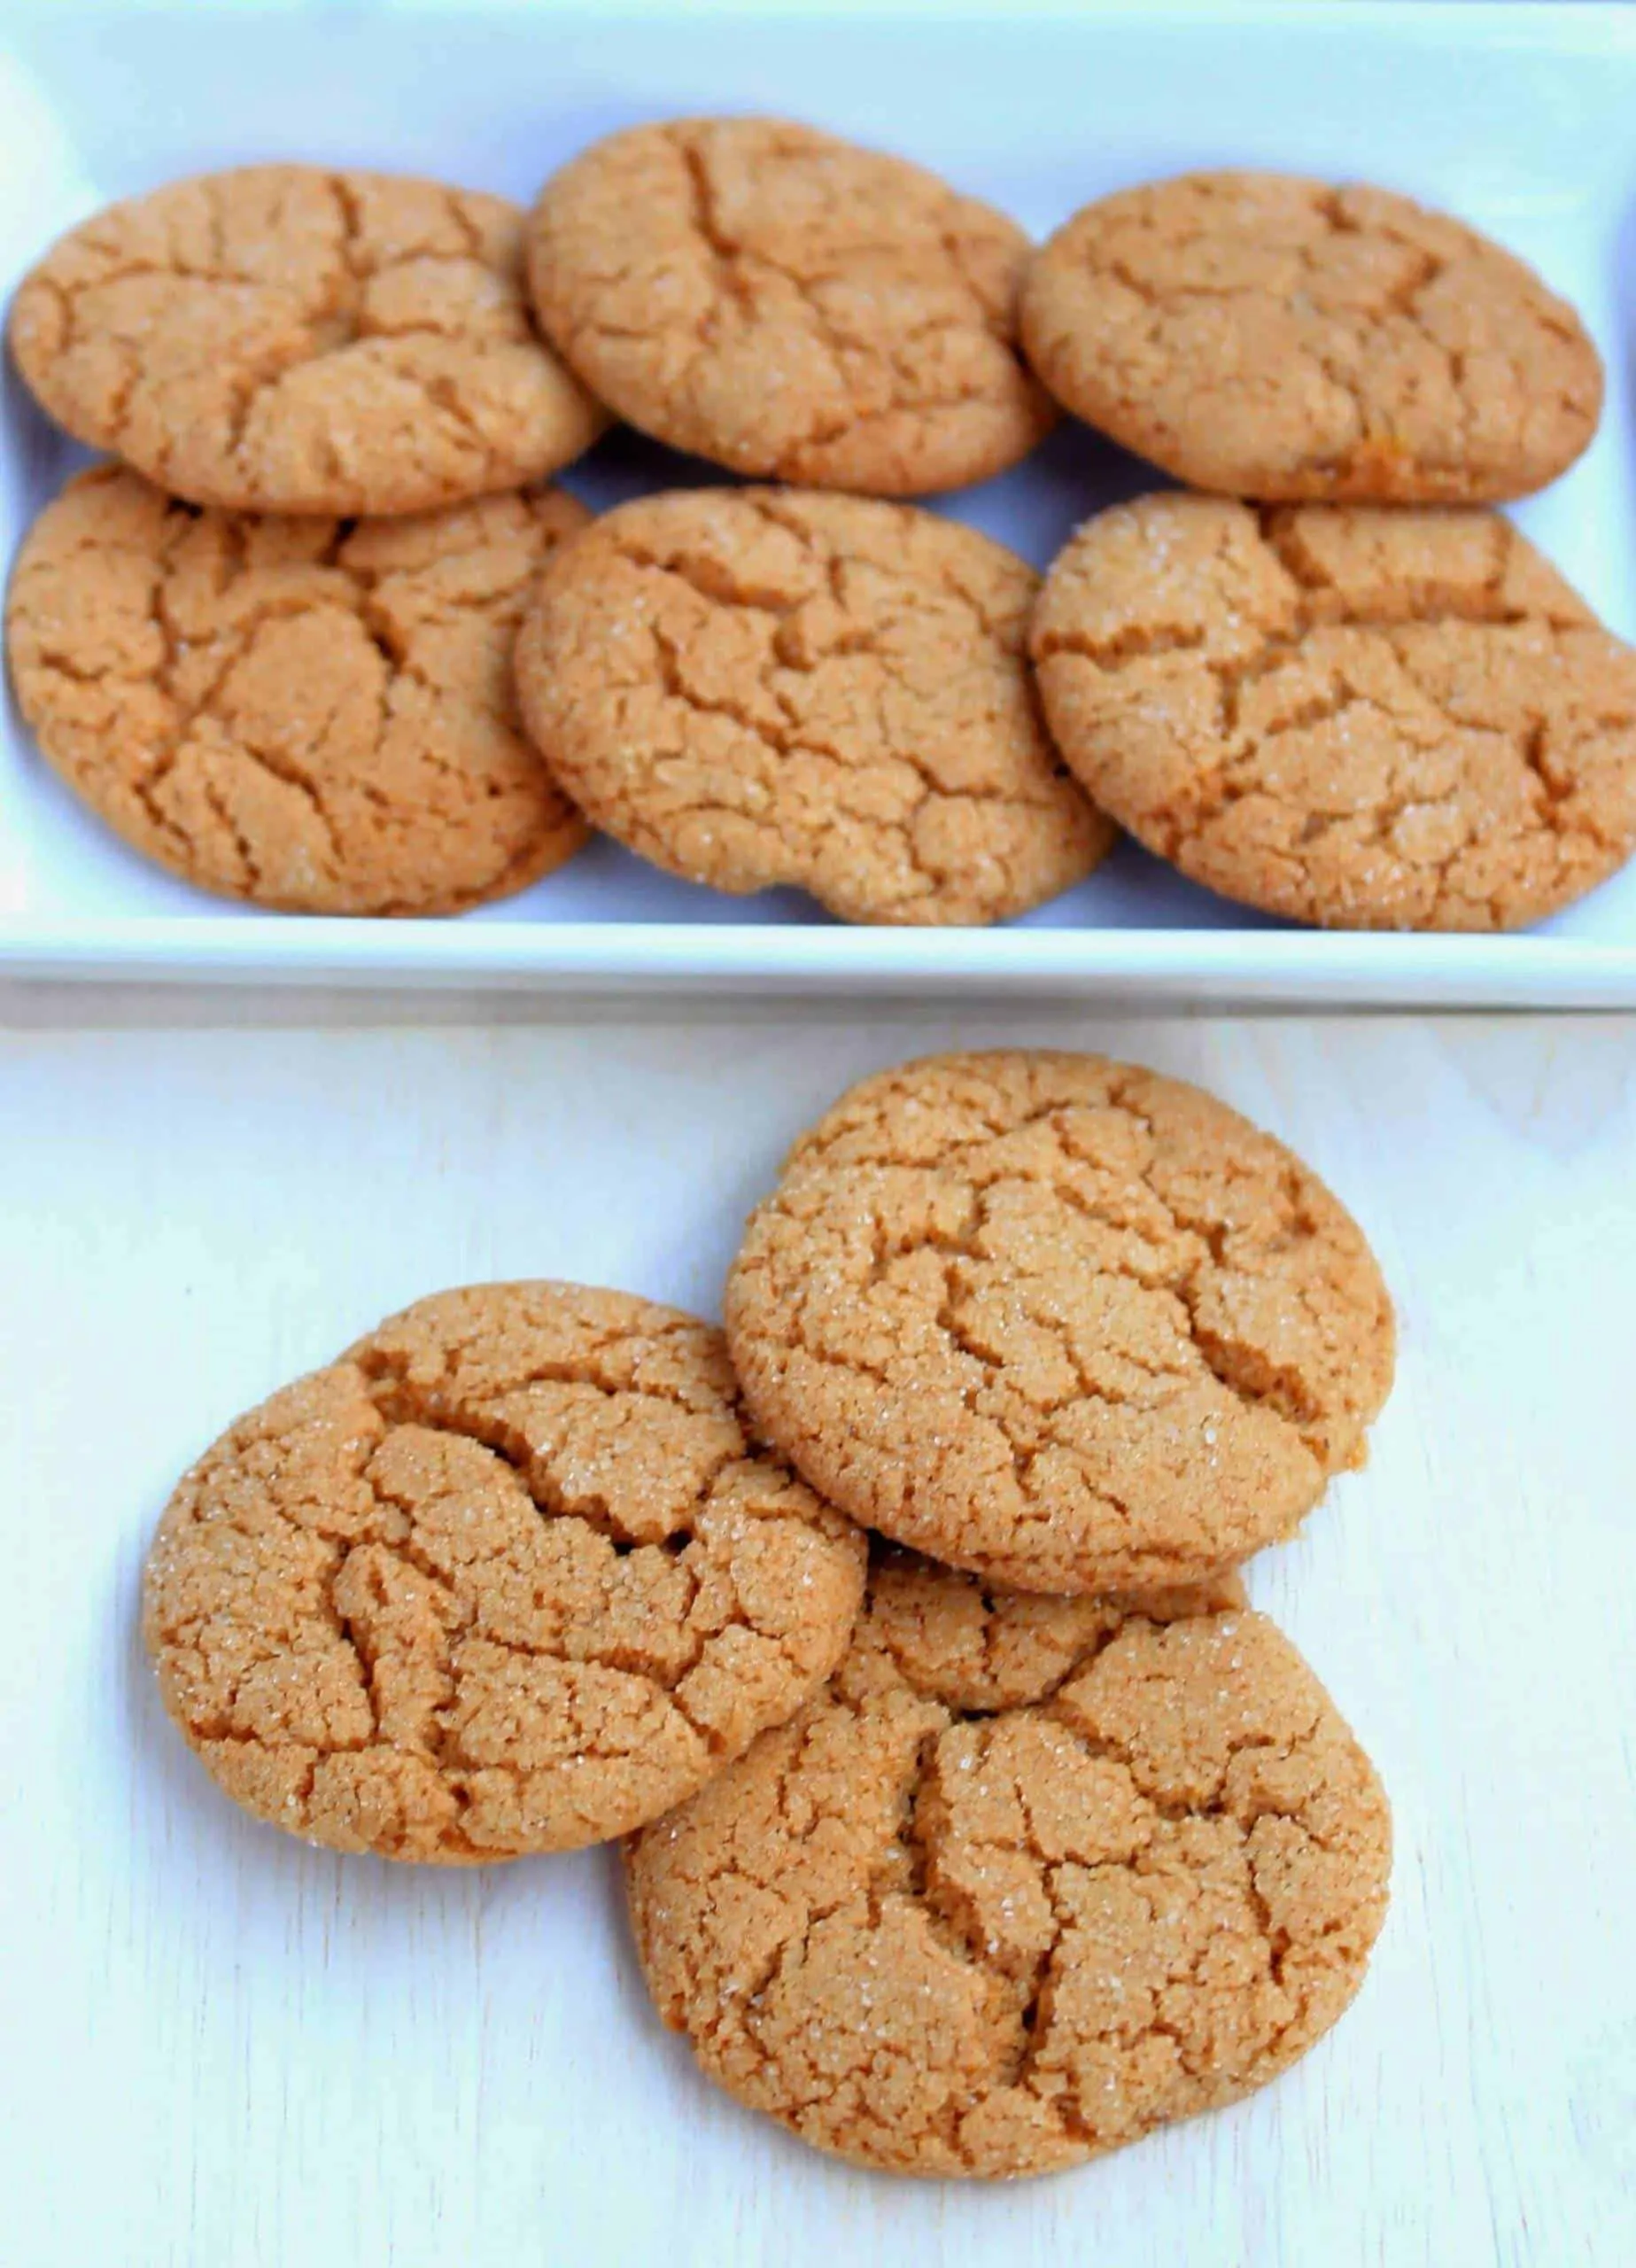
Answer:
[515, 486, 1111, 924]
[527, 117, 1056, 493]
[1030, 491, 1636, 930]
[626, 1550, 1390, 2179]
[10, 166, 607, 515]
[1020, 171, 1601, 501]
[6, 463, 590, 914]
[142, 1283, 867, 1860]
[725, 1050, 1393, 1593]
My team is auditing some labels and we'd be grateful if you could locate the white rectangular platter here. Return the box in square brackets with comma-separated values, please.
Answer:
[4, 0, 1636, 1003]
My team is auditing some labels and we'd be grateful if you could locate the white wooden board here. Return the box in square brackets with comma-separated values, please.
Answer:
[0, 1003, 1631, 2266]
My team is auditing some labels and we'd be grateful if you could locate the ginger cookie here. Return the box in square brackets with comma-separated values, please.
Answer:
[514, 486, 1111, 925]
[142, 1284, 867, 1863]
[1030, 492, 1636, 930]
[626, 1550, 1391, 2179]
[1020, 171, 1601, 502]
[527, 117, 1055, 494]
[6, 463, 591, 915]
[10, 166, 606, 516]
[725, 1050, 1394, 1595]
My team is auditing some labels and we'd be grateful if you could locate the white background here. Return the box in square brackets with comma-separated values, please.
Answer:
[1, 997, 1632, 2267]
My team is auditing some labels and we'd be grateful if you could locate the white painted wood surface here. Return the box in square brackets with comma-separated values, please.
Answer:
[0, 998, 1631, 2267]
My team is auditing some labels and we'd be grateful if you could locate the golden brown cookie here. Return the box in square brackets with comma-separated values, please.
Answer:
[527, 117, 1055, 493]
[725, 1050, 1394, 1594]
[626, 1550, 1391, 2179]
[5, 463, 590, 914]
[515, 486, 1110, 924]
[1020, 171, 1601, 502]
[142, 1284, 868, 1862]
[1030, 492, 1636, 930]
[10, 166, 606, 516]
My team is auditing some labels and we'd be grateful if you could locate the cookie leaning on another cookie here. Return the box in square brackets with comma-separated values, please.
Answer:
[9, 166, 607, 517]
[5, 464, 590, 915]
[1020, 171, 1601, 502]
[527, 117, 1056, 494]
[626, 1549, 1391, 2179]
[1030, 492, 1636, 931]
[515, 486, 1112, 926]
[142, 1284, 867, 1862]
[725, 1049, 1394, 1595]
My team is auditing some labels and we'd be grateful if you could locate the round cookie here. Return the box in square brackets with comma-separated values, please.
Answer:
[515, 486, 1111, 925]
[1020, 170, 1601, 502]
[142, 1284, 868, 1862]
[527, 117, 1055, 494]
[725, 1050, 1394, 1594]
[626, 1550, 1391, 2179]
[6, 462, 591, 915]
[1030, 492, 1636, 931]
[10, 166, 607, 516]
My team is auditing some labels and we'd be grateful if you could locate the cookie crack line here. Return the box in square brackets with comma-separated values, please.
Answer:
[678, 136, 752, 303]
[516, 490, 1107, 927]
[13, 164, 605, 515]
[639, 611, 1054, 886]
[358, 1346, 745, 1554]
[143, 1289, 868, 1862]
[1031, 493, 1636, 928]
[360, 1309, 707, 1399]
[351, 1449, 734, 1707]
[613, 489, 1012, 637]
[8, 466, 592, 917]
[726, 1052, 1392, 1591]
[1022, 170, 1601, 503]
[1036, 502, 1548, 667]
[627, 1580, 1391, 2179]
[528, 116, 1051, 493]
[1098, 186, 1449, 352]
[790, 1080, 1352, 1433]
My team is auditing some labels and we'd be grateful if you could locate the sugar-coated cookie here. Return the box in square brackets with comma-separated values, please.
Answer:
[1020, 171, 1601, 501]
[142, 1284, 867, 1860]
[6, 464, 590, 914]
[528, 118, 1055, 493]
[725, 1050, 1394, 1593]
[627, 1550, 1391, 2178]
[10, 166, 606, 516]
[515, 485, 1111, 925]
[1031, 492, 1636, 930]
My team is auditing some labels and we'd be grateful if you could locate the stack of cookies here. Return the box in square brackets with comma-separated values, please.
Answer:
[142, 1046, 1396, 2180]
[9, 122, 1636, 930]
